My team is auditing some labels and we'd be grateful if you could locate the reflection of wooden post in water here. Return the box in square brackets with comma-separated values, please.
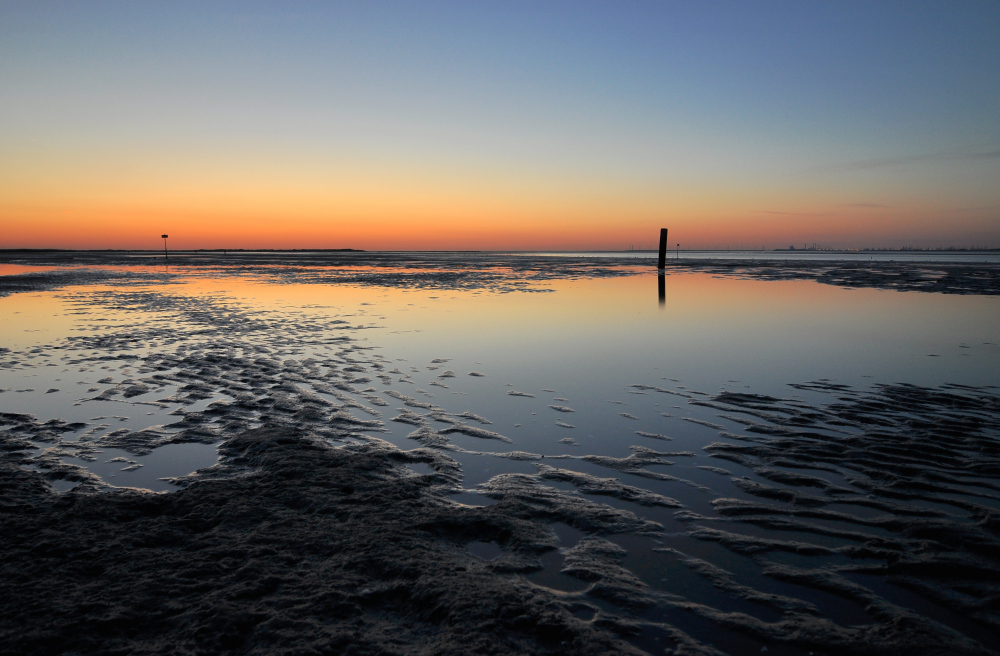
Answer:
[161, 234, 169, 260]
[657, 229, 668, 306]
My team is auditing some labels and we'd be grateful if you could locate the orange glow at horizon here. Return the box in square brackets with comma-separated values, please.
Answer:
[2, 134, 996, 251]
[3, 176, 993, 251]
[4, 207, 994, 252]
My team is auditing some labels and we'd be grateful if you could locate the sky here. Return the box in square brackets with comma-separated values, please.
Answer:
[1, 1, 999, 251]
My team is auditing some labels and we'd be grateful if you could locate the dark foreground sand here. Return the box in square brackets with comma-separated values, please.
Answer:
[3, 405, 998, 656]
[0, 425, 661, 656]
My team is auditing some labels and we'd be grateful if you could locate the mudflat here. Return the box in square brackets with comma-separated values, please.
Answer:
[1, 251, 999, 655]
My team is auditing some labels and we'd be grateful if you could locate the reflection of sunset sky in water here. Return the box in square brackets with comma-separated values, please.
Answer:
[2, 265, 997, 518]
[360, 272, 1000, 392]
[4, 269, 998, 468]
[5, 270, 999, 392]
[3, 267, 999, 481]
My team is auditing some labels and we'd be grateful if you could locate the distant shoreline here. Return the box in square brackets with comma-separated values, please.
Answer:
[2, 249, 999, 297]
[2, 247, 998, 254]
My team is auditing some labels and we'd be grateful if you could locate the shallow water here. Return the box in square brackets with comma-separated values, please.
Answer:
[522, 250, 1000, 263]
[2, 260, 999, 654]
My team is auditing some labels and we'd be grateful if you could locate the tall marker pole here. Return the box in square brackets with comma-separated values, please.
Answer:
[657, 228, 668, 269]
[162, 234, 169, 261]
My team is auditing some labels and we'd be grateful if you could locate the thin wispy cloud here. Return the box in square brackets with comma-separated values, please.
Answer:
[840, 203, 890, 208]
[956, 205, 1000, 213]
[810, 146, 1000, 173]
[756, 210, 833, 217]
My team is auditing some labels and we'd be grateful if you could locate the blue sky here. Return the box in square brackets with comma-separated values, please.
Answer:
[2, 1, 998, 248]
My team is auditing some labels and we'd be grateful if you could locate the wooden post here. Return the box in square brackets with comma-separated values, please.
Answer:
[161, 234, 169, 260]
[657, 228, 668, 268]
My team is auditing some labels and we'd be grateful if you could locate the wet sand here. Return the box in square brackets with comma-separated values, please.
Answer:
[1, 426, 657, 656]
[4, 384, 997, 655]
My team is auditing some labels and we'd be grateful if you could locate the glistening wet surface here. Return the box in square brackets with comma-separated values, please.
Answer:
[2, 254, 999, 655]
